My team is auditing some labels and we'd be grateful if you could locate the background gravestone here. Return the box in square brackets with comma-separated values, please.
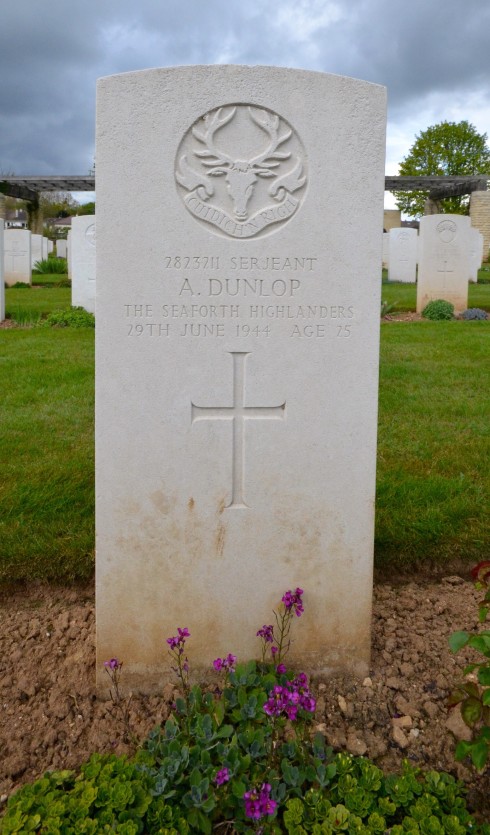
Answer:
[31, 233, 43, 269]
[71, 216, 96, 313]
[4, 229, 31, 286]
[57, 239, 67, 259]
[96, 65, 386, 691]
[468, 227, 483, 283]
[417, 215, 471, 313]
[388, 227, 417, 283]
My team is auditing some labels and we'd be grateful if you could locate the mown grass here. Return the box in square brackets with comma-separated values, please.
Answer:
[381, 275, 490, 313]
[0, 329, 94, 582]
[6, 285, 71, 322]
[376, 321, 489, 570]
[0, 289, 488, 582]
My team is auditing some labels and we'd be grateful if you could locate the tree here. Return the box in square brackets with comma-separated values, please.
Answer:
[40, 191, 79, 218]
[395, 120, 490, 217]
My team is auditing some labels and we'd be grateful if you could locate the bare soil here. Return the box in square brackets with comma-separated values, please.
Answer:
[0, 577, 489, 820]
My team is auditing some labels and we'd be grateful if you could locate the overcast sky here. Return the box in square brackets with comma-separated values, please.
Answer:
[1, 0, 490, 209]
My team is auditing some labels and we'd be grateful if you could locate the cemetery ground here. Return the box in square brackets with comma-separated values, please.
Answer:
[0, 278, 489, 820]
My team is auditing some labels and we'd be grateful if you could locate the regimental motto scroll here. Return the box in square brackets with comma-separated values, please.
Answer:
[175, 104, 307, 239]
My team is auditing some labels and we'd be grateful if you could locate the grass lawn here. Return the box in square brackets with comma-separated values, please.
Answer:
[0, 328, 94, 582]
[6, 285, 71, 323]
[381, 270, 490, 313]
[0, 284, 488, 582]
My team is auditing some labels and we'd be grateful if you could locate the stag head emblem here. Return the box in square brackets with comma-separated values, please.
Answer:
[175, 104, 307, 239]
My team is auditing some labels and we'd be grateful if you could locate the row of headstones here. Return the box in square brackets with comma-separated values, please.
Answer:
[383, 217, 484, 312]
[0, 216, 96, 318]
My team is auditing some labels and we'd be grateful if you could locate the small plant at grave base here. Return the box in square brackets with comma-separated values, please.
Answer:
[448, 561, 490, 771]
[41, 306, 95, 328]
[460, 307, 489, 320]
[422, 298, 455, 320]
[103, 657, 138, 748]
[3, 589, 490, 833]
[32, 256, 68, 274]
[256, 587, 304, 666]
[381, 298, 398, 317]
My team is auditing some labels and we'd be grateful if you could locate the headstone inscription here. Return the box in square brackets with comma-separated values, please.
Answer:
[417, 215, 471, 312]
[95, 66, 387, 692]
[71, 216, 96, 313]
[388, 227, 417, 283]
[468, 228, 483, 283]
[0, 222, 5, 322]
[4, 229, 31, 286]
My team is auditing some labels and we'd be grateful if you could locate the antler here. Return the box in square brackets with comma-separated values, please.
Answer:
[248, 108, 292, 168]
[192, 107, 236, 167]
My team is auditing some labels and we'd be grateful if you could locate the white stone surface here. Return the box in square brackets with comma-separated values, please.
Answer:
[382, 232, 389, 269]
[42, 237, 49, 259]
[0, 222, 5, 322]
[71, 216, 96, 313]
[67, 231, 72, 277]
[469, 228, 483, 283]
[95, 65, 386, 691]
[47, 239, 54, 255]
[4, 229, 31, 285]
[388, 227, 418, 283]
[57, 239, 67, 259]
[417, 215, 471, 312]
[31, 233, 44, 268]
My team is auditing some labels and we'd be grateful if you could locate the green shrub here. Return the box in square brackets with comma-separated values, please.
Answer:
[422, 300, 455, 320]
[32, 257, 68, 275]
[42, 307, 95, 328]
[8, 282, 30, 289]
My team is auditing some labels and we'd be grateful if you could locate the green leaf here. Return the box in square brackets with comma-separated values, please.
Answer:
[470, 738, 490, 771]
[478, 667, 490, 685]
[482, 689, 490, 706]
[461, 697, 482, 727]
[448, 632, 469, 652]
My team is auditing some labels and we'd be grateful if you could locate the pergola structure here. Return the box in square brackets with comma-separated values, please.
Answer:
[0, 174, 488, 231]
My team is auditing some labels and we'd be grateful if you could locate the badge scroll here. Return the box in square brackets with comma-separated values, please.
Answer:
[175, 104, 307, 239]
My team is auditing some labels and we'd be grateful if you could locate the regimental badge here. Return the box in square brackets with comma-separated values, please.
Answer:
[175, 104, 307, 239]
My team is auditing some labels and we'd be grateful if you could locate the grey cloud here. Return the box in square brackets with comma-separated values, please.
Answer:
[1, 0, 489, 176]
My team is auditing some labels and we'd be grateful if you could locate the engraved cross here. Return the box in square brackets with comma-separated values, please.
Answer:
[191, 352, 286, 509]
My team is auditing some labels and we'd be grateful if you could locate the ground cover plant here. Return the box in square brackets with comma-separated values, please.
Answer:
[2, 590, 489, 834]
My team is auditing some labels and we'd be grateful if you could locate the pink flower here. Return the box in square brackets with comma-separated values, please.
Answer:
[215, 767, 230, 786]
[104, 657, 121, 671]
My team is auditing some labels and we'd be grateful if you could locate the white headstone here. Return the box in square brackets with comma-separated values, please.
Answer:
[57, 239, 67, 259]
[0, 222, 5, 322]
[388, 227, 418, 283]
[42, 237, 49, 259]
[47, 239, 54, 255]
[31, 233, 44, 268]
[468, 228, 483, 283]
[4, 229, 31, 286]
[71, 216, 96, 313]
[382, 232, 389, 269]
[95, 65, 386, 691]
[67, 230, 72, 277]
[417, 215, 471, 312]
